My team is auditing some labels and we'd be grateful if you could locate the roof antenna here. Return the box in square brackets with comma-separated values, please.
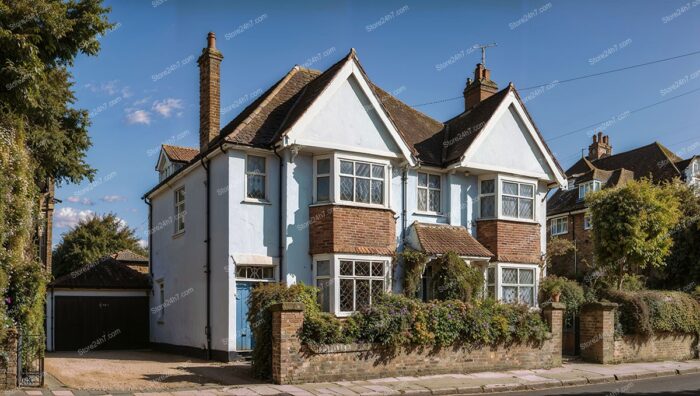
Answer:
[476, 43, 498, 67]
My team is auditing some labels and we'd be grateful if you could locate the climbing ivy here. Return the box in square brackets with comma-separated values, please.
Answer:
[398, 250, 428, 298]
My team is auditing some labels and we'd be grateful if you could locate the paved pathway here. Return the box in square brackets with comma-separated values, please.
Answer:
[5, 360, 700, 396]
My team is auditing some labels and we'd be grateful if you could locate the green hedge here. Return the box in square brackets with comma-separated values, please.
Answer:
[601, 289, 700, 336]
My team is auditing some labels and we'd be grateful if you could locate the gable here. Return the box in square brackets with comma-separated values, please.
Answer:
[466, 104, 553, 179]
[156, 149, 170, 172]
[293, 75, 401, 156]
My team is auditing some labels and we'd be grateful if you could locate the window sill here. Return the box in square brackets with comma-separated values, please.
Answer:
[309, 201, 395, 213]
[476, 217, 539, 225]
[172, 231, 185, 239]
[551, 232, 568, 237]
[242, 198, 271, 205]
[413, 211, 447, 218]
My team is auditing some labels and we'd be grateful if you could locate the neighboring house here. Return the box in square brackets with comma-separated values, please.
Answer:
[46, 255, 151, 352]
[143, 32, 566, 360]
[546, 133, 700, 279]
[111, 249, 149, 274]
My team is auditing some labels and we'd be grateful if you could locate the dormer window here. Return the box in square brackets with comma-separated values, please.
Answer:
[578, 180, 601, 200]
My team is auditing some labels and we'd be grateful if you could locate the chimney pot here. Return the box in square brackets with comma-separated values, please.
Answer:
[588, 133, 612, 160]
[207, 32, 216, 49]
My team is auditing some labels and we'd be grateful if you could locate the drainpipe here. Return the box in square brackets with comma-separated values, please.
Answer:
[273, 147, 285, 281]
[145, 198, 153, 278]
[201, 157, 212, 360]
[401, 166, 408, 246]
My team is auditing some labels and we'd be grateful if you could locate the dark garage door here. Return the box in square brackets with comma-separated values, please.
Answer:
[54, 296, 149, 351]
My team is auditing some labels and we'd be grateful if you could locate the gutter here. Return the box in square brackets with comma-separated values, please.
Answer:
[200, 156, 212, 360]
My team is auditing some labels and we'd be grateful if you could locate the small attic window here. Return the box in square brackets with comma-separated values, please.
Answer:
[578, 180, 601, 200]
[566, 178, 575, 191]
[160, 162, 183, 182]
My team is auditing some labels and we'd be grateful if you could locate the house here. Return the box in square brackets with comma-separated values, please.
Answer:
[546, 133, 700, 279]
[143, 32, 566, 360]
[46, 254, 151, 352]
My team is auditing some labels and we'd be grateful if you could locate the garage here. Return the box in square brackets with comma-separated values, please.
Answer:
[47, 254, 151, 352]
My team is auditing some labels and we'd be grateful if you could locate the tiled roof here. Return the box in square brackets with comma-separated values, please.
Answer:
[162, 145, 198, 163]
[50, 256, 151, 290]
[412, 222, 493, 258]
[112, 249, 148, 263]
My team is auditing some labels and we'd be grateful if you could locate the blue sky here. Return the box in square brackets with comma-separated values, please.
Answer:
[54, 0, 700, 247]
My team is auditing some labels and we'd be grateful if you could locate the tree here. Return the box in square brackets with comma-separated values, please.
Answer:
[587, 179, 681, 290]
[0, 0, 112, 184]
[52, 213, 147, 277]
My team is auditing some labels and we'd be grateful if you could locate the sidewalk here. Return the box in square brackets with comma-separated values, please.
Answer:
[7, 360, 700, 396]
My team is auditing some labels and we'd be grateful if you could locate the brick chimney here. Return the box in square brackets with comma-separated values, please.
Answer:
[198, 32, 224, 152]
[588, 132, 613, 160]
[463, 63, 499, 111]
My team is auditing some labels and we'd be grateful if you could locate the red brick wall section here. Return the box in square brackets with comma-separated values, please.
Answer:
[0, 328, 18, 389]
[309, 205, 396, 256]
[579, 302, 698, 364]
[547, 213, 595, 279]
[270, 302, 565, 384]
[476, 219, 541, 264]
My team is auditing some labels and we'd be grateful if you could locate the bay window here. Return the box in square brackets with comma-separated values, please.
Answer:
[479, 179, 496, 218]
[315, 158, 331, 202]
[312, 154, 390, 207]
[478, 176, 536, 221]
[502, 181, 534, 220]
[484, 264, 539, 307]
[417, 172, 441, 213]
[313, 255, 391, 315]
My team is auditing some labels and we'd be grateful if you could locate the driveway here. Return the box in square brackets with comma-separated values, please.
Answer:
[45, 350, 261, 391]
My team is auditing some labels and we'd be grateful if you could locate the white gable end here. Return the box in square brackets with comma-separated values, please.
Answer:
[293, 75, 400, 156]
[467, 105, 552, 178]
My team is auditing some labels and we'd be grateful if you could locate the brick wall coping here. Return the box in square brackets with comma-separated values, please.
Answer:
[308, 202, 397, 215]
[270, 302, 305, 312]
[541, 302, 566, 311]
[306, 342, 374, 354]
[582, 301, 619, 311]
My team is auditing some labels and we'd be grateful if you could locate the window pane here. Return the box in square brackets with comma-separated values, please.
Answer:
[502, 286, 517, 303]
[355, 261, 370, 276]
[316, 260, 330, 277]
[317, 278, 330, 312]
[520, 286, 534, 306]
[371, 280, 384, 303]
[519, 198, 533, 219]
[417, 189, 427, 211]
[372, 165, 384, 179]
[502, 196, 518, 217]
[247, 175, 266, 199]
[340, 279, 354, 311]
[356, 178, 370, 203]
[520, 184, 534, 197]
[503, 181, 518, 195]
[519, 269, 534, 285]
[481, 179, 494, 194]
[502, 268, 517, 284]
[356, 279, 370, 310]
[355, 162, 370, 177]
[263, 267, 273, 278]
[429, 190, 440, 212]
[247, 156, 265, 173]
[418, 172, 428, 187]
[340, 260, 353, 276]
[371, 180, 384, 204]
[371, 262, 384, 277]
[480, 196, 495, 218]
[487, 267, 495, 283]
[340, 160, 354, 175]
[316, 176, 330, 202]
[429, 175, 440, 189]
[340, 176, 354, 201]
[317, 158, 330, 174]
[236, 266, 246, 278]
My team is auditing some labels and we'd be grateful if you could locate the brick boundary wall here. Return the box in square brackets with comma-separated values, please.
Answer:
[580, 302, 699, 364]
[271, 302, 565, 385]
[0, 328, 18, 390]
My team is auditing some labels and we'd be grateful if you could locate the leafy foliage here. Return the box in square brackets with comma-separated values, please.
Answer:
[398, 250, 428, 298]
[539, 276, 584, 316]
[52, 213, 147, 277]
[601, 289, 700, 336]
[587, 179, 681, 289]
[429, 252, 484, 303]
[0, 0, 112, 184]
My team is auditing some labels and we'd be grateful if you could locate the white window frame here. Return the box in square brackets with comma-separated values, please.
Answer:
[174, 187, 185, 235]
[478, 174, 538, 222]
[333, 153, 391, 209]
[416, 171, 442, 214]
[313, 256, 332, 313]
[501, 179, 535, 220]
[578, 180, 601, 200]
[313, 254, 392, 317]
[245, 154, 268, 202]
[234, 265, 277, 282]
[486, 263, 539, 307]
[313, 156, 332, 204]
[584, 213, 593, 230]
[478, 178, 497, 219]
[550, 216, 568, 236]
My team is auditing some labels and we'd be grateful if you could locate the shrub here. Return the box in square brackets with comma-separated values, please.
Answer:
[398, 250, 428, 298]
[539, 276, 584, 316]
[429, 252, 484, 303]
[600, 289, 700, 336]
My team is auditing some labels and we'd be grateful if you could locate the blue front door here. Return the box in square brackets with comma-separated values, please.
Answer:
[235, 282, 254, 350]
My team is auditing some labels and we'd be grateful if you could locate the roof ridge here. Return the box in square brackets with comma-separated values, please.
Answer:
[224, 66, 302, 143]
[654, 141, 683, 176]
[162, 144, 197, 150]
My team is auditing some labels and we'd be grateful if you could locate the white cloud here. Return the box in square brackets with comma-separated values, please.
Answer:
[152, 98, 184, 118]
[66, 196, 94, 206]
[138, 239, 148, 249]
[125, 108, 151, 125]
[132, 97, 151, 106]
[101, 195, 127, 203]
[54, 207, 94, 229]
